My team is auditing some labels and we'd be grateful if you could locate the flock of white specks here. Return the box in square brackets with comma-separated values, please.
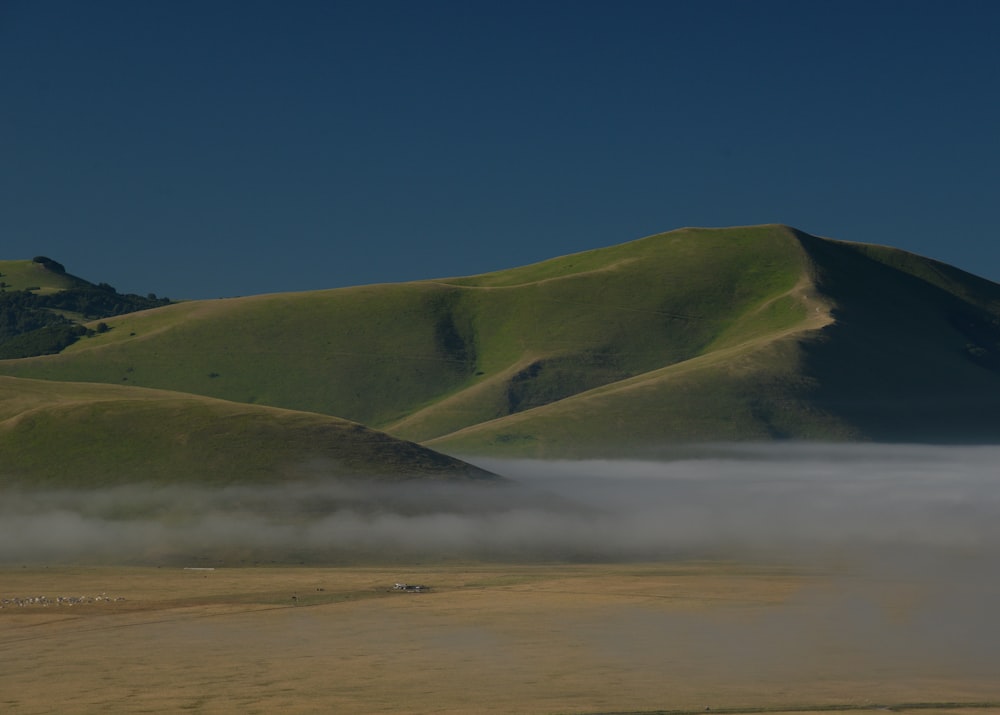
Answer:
[1, 593, 125, 608]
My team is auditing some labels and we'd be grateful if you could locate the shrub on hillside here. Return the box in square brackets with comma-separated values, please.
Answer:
[0, 290, 67, 338]
[36, 286, 171, 318]
[0, 323, 86, 359]
[0, 281, 174, 359]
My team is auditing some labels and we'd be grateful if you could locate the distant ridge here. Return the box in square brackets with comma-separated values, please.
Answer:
[3, 224, 1000, 465]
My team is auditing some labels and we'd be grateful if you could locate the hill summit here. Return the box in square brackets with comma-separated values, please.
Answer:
[3, 224, 1000, 466]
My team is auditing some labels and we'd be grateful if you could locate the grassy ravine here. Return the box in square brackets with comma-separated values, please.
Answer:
[3, 224, 1000, 467]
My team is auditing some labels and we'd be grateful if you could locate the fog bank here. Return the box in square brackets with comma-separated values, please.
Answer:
[3, 443, 1000, 565]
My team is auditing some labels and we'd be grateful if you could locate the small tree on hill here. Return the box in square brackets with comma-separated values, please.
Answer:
[32, 256, 66, 274]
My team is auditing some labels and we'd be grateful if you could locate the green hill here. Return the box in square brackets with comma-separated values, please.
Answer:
[3, 224, 1000, 460]
[0, 376, 496, 487]
[0, 257, 84, 294]
[0, 257, 172, 359]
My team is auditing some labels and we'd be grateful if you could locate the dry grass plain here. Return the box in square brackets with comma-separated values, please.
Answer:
[1, 562, 998, 715]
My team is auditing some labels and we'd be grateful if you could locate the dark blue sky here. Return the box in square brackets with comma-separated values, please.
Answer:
[2, 1, 998, 299]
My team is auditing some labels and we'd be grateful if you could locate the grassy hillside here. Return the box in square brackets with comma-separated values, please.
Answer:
[3, 225, 1000, 458]
[0, 258, 173, 359]
[790, 231, 1000, 442]
[0, 376, 496, 487]
[0, 258, 85, 294]
[426, 330, 855, 457]
[0, 226, 814, 433]
[428, 230, 1000, 455]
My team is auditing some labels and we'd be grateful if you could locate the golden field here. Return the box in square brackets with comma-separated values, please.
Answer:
[2, 562, 998, 714]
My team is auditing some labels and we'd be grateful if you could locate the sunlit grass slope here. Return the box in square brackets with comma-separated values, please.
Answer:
[429, 229, 1000, 455]
[0, 376, 496, 487]
[0, 259, 86, 294]
[426, 330, 854, 457]
[0, 226, 813, 435]
[4, 224, 1000, 457]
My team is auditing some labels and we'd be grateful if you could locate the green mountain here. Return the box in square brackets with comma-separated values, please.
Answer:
[3, 224, 1000, 464]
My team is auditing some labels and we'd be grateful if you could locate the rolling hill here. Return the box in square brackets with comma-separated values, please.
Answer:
[3, 224, 1000, 467]
[0, 375, 496, 487]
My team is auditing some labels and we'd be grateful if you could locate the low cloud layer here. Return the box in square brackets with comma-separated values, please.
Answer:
[3, 443, 1000, 565]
